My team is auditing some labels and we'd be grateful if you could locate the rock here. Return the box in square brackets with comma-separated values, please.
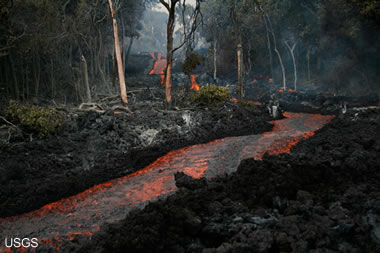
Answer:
[175, 172, 207, 190]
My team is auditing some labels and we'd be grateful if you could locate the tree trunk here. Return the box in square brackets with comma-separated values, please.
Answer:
[97, 30, 111, 94]
[81, 55, 91, 103]
[213, 40, 217, 81]
[163, 2, 176, 107]
[285, 41, 297, 91]
[307, 47, 311, 81]
[265, 15, 286, 89]
[237, 42, 243, 99]
[264, 17, 274, 80]
[33, 49, 41, 98]
[125, 36, 134, 71]
[8, 52, 19, 100]
[112, 49, 117, 88]
[108, 0, 127, 105]
[50, 59, 56, 100]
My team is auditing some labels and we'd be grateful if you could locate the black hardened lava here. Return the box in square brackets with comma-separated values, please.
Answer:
[0, 103, 272, 218]
[80, 108, 380, 253]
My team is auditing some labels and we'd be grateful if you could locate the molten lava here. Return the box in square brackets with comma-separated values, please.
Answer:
[190, 75, 200, 91]
[0, 113, 335, 252]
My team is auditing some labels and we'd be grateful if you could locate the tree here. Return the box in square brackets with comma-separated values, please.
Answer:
[159, 0, 202, 107]
[108, 0, 127, 105]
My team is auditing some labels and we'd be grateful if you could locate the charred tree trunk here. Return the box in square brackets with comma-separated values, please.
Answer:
[162, 0, 177, 107]
[108, 0, 128, 105]
[7, 52, 19, 100]
[50, 59, 56, 100]
[285, 41, 297, 91]
[125, 37, 134, 71]
[265, 14, 286, 90]
[80, 55, 91, 103]
[213, 40, 217, 81]
[264, 17, 274, 80]
[33, 49, 41, 98]
[97, 30, 111, 94]
[112, 49, 117, 88]
[237, 42, 243, 99]
[307, 47, 311, 81]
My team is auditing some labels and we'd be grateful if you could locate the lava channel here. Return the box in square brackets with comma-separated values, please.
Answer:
[0, 113, 335, 252]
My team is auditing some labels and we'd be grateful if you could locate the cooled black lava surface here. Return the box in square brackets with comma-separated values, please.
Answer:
[80, 108, 380, 253]
[0, 102, 272, 218]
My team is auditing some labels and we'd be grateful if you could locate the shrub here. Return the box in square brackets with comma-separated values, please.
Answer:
[191, 84, 230, 106]
[4, 100, 64, 137]
[237, 99, 257, 109]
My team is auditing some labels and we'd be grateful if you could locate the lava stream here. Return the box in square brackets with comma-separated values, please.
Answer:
[0, 113, 334, 252]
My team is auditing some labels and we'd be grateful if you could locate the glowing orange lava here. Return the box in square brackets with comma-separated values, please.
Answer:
[0, 113, 335, 252]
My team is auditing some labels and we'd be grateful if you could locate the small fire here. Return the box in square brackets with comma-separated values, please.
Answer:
[190, 75, 200, 91]
[288, 89, 295, 92]
[278, 89, 284, 93]
[149, 53, 167, 75]
[253, 79, 257, 83]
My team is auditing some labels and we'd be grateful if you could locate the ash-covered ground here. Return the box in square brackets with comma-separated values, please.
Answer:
[80, 108, 380, 253]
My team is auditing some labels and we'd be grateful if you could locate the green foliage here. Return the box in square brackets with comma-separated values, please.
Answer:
[237, 99, 256, 109]
[5, 100, 64, 137]
[191, 84, 230, 106]
[183, 52, 204, 75]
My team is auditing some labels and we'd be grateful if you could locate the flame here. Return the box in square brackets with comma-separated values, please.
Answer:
[231, 98, 238, 103]
[149, 53, 166, 75]
[278, 89, 284, 93]
[288, 89, 295, 92]
[190, 74, 200, 91]
[253, 79, 257, 83]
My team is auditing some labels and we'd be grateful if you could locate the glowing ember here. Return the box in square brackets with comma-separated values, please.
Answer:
[0, 113, 334, 252]
[190, 74, 200, 91]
